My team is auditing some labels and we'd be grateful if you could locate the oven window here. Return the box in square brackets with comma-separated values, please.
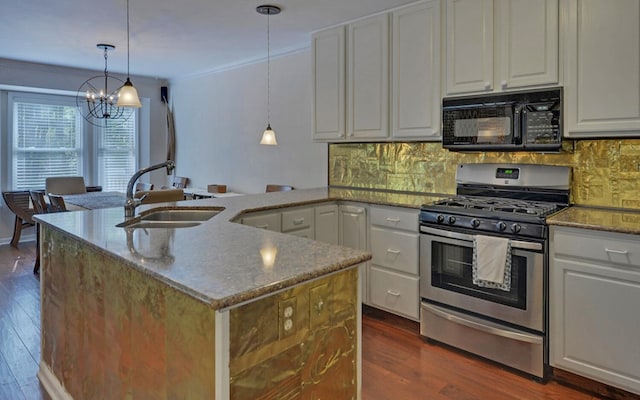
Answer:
[431, 241, 527, 309]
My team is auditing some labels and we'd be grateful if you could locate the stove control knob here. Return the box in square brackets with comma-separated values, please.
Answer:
[496, 221, 507, 231]
[436, 215, 445, 223]
[470, 218, 481, 228]
[511, 224, 521, 233]
[448, 216, 456, 225]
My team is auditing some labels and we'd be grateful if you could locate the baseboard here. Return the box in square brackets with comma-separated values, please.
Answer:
[38, 362, 74, 400]
[362, 304, 419, 335]
[552, 368, 640, 400]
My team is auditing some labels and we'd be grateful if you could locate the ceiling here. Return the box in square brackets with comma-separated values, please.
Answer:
[1, 0, 418, 81]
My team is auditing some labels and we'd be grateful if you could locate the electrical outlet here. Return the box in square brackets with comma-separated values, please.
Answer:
[278, 298, 296, 339]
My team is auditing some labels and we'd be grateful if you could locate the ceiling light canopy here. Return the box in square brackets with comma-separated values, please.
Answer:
[257, 4, 281, 146]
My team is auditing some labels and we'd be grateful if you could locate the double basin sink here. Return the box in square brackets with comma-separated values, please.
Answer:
[117, 206, 224, 229]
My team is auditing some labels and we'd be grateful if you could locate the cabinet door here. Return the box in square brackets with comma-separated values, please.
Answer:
[391, 1, 441, 139]
[339, 204, 368, 303]
[550, 227, 640, 395]
[312, 26, 346, 141]
[347, 14, 389, 139]
[496, 0, 558, 90]
[564, 0, 640, 137]
[315, 204, 339, 245]
[445, 0, 494, 94]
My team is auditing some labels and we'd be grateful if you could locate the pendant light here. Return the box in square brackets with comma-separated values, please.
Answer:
[257, 5, 281, 145]
[117, 0, 141, 108]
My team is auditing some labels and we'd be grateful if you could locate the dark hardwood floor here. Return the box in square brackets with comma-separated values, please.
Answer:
[0, 241, 631, 399]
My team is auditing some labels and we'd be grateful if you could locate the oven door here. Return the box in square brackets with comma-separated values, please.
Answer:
[442, 101, 521, 150]
[419, 226, 544, 332]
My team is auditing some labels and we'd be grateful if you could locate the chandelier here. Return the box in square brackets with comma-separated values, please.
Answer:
[76, 44, 131, 126]
[76, 0, 140, 127]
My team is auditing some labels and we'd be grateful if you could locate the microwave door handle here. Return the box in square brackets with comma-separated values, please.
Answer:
[513, 106, 523, 143]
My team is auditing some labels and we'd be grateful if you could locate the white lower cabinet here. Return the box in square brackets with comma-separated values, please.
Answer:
[241, 202, 423, 320]
[282, 207, 315, 239]
[550, 226, 640, 395]
[368, 206, 420, 320]
[339, 203, 369, 304]
[315, 204, 339, 244]
[241, 211, 281, 232]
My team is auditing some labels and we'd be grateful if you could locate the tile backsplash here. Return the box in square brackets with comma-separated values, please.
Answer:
[329, 139, 640, 210]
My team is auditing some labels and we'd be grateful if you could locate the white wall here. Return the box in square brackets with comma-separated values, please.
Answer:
[170, 49, 327, 194]
[0, 58, 168, 244]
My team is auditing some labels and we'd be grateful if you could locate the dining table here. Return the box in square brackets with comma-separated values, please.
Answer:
[62, 191, 126, 211]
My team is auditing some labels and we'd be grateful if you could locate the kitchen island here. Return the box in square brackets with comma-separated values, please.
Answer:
[34, 188, 377, 399]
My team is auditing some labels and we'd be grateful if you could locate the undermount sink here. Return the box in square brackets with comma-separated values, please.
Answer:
[123, 221, 202, 229]
[117, 206, 224, 229]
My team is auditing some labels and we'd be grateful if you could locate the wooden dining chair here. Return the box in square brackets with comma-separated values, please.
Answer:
[2, 191, 36, 247]
[29, 190, 48, 275]
[29, 191, 67, 274]
[266, 184, 294, 192]
[135, 182, 154, 192]
[171, 176, 189, 189]
[29, 190, 49, 214]
[48, 194, 68, 212]
[45, 176, 87, 195]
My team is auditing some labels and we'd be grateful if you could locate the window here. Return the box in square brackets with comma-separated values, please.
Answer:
[98, 114, 137, 191]
[8, 92, 137, 191]
[11, 94, 82, 190]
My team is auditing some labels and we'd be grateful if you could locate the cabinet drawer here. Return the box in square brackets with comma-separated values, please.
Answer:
[282, 208, 314, 232]
[287, 227, 315, 240]
[552, 227, 640, 267]
[370, 227, 418, 274]
[370, 205, 418, 231]
[369, 266, 419, 320]
[242, 213, 281, 232]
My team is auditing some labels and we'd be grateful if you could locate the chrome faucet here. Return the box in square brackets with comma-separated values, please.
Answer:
[124, 160, 176, 218]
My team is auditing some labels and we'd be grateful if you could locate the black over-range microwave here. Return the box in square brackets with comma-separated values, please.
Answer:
[442, 87, 562, 151]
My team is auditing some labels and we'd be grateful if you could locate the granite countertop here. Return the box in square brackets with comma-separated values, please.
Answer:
[35, 187, 443, 310]
[547, 206, 640, 235]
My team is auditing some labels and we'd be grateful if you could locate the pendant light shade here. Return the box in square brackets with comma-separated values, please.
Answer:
[117, 78, 142, 107]
[260, 124, 277, 145]
[117, 0, 141, 108]
[257, 5, 280, 145]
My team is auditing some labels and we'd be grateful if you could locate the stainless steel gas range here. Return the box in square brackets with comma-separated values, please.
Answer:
[419, 163, 571, 379]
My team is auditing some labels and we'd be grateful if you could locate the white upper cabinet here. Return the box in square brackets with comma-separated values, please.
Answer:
[313, 1, 443, 142]
[563, 0, 640, 137]
[444, 0, 559, 95]
[391, 1, 442, 139]
[312, 26, 346, 141]
[496, 0, 558, 90]
[445, 0, 494, 94]
[347, 14, 390, 139]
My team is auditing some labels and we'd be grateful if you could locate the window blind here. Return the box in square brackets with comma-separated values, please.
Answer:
[10, 92, 138, 192]
[98, 115, 137, 192]
[12, 100, 82, 190]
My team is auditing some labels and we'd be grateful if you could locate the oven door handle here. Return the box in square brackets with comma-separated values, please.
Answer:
[419, 226, 542, 251]
[423, 303, 543, 345]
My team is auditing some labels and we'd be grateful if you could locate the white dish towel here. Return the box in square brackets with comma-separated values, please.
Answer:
[472, 235, 512, 291]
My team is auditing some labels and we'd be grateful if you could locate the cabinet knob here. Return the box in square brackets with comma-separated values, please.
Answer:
[501, 80, 508, 89]
[484, 82, 491, 90]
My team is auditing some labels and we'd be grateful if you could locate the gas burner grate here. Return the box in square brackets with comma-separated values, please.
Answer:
[431, 196, 561, 217]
